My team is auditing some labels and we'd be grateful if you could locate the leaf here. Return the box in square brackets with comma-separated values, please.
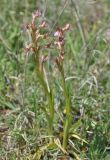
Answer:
[32, 150, 43, 160]
[32, 144, 49, 160]
[71, 134, 88, 144]
[69, 119, 82, 133]
[32, 141, 56, 160]
[54, 138, 68, 154]
[4, 102, 15, 110]
[72, 151, 81, 160]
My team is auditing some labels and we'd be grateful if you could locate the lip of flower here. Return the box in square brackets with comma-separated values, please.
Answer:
[54, 30, 61, 37]
[54, 24, 70, 37]
[36, 34, 44, 40]
[62, 23, 70, 31]
[25, 43, 33, 53]
[39, 21, 46, 28]
[54, 28, 63, 37]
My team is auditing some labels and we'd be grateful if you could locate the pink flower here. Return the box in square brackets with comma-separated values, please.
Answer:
[39, 21, 46, 28]
[32, 10, 41, 19]
[54, 27, 63, 37]
[62, 24, 70, 31]
[54, 30, 60, 37]
[32, 10, 41, 26]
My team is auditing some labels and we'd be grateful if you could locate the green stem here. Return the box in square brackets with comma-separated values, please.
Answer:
[36, 66, 54, 136]
[31, 26, 54, 137]
[47, 90, 54, 136]
[61, 68, 72, 149]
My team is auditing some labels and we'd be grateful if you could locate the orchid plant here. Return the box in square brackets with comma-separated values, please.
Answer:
[24, 10, 85, 159]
